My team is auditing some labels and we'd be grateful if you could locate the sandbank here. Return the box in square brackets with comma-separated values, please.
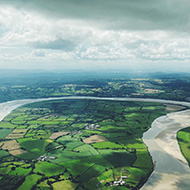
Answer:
[141, 110, 190, 190]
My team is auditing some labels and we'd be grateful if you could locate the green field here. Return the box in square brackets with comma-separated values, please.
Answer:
[74, 144, 99, 155]
[17, 138, 51, 156]
[0, 99, 172, 189]
[9, 167, 32, 176]
[92, 141, 126, 149]
[52, 180, 78, 190]
[0, 122, 18, 128]
[98, 149, 136, 167]
[34, 162, 65, 177]
[0, 128, 13, 139]
[177, 127, 190, 165]
[0, 150, 9, 158]
[56, 135, 84, 150]
[18, 174, 42, 190]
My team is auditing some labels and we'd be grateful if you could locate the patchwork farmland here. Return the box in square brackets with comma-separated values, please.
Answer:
[0, 99, 178, 190]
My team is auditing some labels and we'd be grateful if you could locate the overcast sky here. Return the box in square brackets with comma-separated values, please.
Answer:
[1, 0, 190, 72]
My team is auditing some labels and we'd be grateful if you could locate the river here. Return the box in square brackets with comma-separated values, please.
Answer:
[141, 110, 190, 190]
[0, 96, 190, 190]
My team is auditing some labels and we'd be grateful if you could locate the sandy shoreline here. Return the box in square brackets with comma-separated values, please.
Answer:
[141, 110, 190, 190]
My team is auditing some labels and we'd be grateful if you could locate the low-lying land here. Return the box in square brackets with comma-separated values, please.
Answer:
[0, 99, 179, 190]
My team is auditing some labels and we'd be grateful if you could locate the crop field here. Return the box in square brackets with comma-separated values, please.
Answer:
[83, 135, 108, 144]
[49, 131, 70, 140]
[1, 140, 20, 150]
[9, 149, 27, 156]
[0, 99, 175, 189]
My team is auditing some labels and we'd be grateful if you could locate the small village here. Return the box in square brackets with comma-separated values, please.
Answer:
[109, 174, 127, 187]
[37, 155, 57, 161]
[84, 123, 100, 130]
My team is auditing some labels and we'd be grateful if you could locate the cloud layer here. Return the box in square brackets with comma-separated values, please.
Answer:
[0, 1, 190, 71]
[2, 0, 190, 31]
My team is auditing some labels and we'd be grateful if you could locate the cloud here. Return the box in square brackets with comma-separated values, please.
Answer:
[32, 50, 46, 57]
[1, 0, 190, 31]
[32, 37, 76, 51]
[0, 2, 190, 72]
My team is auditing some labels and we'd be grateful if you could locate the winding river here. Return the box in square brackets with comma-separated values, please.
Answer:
[0, 96, 190, 190]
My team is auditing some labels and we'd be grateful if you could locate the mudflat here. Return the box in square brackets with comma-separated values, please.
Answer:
[142, 110, 190, 190]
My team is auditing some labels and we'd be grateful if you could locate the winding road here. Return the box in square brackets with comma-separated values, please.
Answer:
[0, 96, 190, 190]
